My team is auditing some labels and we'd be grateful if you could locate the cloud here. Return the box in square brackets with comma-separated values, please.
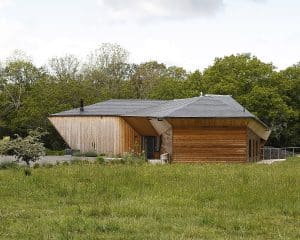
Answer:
[97, 0, 224, 21]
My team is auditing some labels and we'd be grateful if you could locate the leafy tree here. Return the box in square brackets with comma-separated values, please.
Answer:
[275, 63, 300, 146]
[149, 78, 186, 100]
[240, 86, 296, 146]
[130, 61, 167, 99]
[202, 54, 275, 97]
[0, 60, 44, 111]
[2, 129, 46, 165]
[184, 70, 203, 97]
[84, 43, 132, 98]
[48, 54, 81, 81]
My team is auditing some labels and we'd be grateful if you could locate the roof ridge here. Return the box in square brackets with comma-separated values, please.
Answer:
[162, 97, 200, 117]
[211, 95, 248, 113]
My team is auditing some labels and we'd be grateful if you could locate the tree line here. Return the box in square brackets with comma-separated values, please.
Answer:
[0, 43, 299, 149]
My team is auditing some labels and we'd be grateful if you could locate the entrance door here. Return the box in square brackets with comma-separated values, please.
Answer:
[144, 136, 155, 159]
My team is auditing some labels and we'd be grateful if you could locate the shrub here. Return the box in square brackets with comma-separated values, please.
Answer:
[84, 151, 97, 157]
[2, 129, 46, 166]
[72, 150, 82, 157]
[96, 156, 105, 164]
[45, 149, 65, 156]
[122, 151, 146, 165]
[73, 151, 98, 157]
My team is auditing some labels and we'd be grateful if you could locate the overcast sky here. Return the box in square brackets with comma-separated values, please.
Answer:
[0, 0, 299, 71]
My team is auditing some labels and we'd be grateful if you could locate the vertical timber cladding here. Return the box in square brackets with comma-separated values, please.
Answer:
[169, 118, 248, 163]
[48, 116, 141, 155]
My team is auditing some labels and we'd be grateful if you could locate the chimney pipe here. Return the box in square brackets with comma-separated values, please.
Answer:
[80, 99, 84, 112]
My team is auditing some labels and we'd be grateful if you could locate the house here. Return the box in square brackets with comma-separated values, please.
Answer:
[48, 94, 271, 163]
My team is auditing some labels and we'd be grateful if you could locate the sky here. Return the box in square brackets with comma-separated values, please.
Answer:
[0, 0, 299, 71]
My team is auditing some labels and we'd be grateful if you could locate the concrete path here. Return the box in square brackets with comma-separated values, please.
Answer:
[0, 155, 97, 167]
[257, 159, 286, 164]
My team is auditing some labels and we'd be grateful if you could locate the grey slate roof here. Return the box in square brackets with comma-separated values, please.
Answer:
[51, 94, 258, 120]
[51, 99, 168, 116]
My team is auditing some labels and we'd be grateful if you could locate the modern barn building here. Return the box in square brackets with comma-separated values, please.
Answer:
[49, 95, 271, 163]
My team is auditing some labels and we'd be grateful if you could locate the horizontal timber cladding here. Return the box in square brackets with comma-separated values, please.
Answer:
[167, 118, 249, 128]
[172, 127, 248, 163]
[48, 116, 141, 155]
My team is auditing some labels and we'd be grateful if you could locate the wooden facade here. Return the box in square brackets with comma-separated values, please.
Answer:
[172, 127, 247, 163]
[49, 116, 269, 163]
[49, 116, 141, 155]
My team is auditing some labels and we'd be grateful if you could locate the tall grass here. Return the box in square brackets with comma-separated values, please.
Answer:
[0, 158, 299, 239]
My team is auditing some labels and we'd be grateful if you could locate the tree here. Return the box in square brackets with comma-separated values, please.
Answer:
[275, 63, 300, 146]
[0, 60, 44, 111]
[2, 129, 46, 165]
[84, 43, 132, 98]
[48, 54, 81, 81]
[130, 61, 167, 99]
[184, 70, 203, 97]
[149, 78, 186, 100]
[86, 43, 129, 70]
[202, 54, 275, 97]
[239, 86, 296, 146]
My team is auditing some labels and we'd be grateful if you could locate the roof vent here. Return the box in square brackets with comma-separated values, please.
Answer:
[80, 99, 84, 112]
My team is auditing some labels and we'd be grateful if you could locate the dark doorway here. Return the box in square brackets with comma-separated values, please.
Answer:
[143, 136, 155, 159]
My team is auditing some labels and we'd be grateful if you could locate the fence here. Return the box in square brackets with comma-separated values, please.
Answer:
[261, 147, 300, 160]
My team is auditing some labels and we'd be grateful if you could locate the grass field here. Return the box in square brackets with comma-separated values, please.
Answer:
[0, 158, 299, 239]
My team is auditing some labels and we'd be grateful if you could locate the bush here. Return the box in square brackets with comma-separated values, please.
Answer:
[45, 149, 65, 156]
[84, 151, 97, 157]
[72, 150, 82, 157]
[1, 129, 46, 166]
[72, 151, 97, 157]
[122, 151, 146, 165]
[96, 156, 105, 164]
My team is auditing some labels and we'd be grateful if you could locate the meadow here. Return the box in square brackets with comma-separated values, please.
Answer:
[0, 158, 299, 239]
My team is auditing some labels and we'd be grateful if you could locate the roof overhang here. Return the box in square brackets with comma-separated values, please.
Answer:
[247, 118, 271, 141]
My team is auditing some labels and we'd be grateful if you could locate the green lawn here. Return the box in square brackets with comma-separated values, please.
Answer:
[0, 158, 299, 239]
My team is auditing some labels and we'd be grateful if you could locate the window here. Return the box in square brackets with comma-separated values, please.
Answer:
[249, 139, 252, 159]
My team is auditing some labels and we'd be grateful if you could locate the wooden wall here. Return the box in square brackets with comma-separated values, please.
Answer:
[247, 129, 261, 162]
[49, 116, 141, 155]
[168, 118, 249, 163]
[172, 127, 248, 163]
